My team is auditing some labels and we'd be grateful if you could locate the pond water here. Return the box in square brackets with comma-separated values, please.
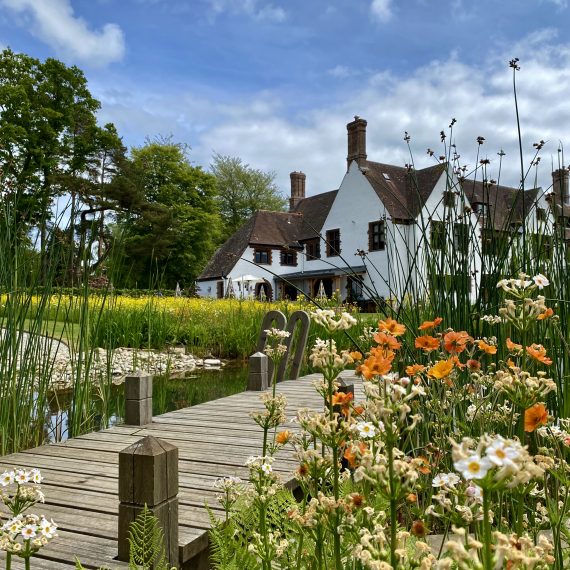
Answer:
[46, 363, 248, 443]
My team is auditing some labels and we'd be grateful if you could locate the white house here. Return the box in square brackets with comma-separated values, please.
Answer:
[196, 117, 567, 304]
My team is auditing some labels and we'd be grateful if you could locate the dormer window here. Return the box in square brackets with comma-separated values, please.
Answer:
[536, 207, 546, 222]
[382, 172, 391, 180]
[472, 202, 489, 216]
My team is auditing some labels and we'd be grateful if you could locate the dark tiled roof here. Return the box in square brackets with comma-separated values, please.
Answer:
[461, 179, 540, 231]
[363, 161, 446, 220]
[197, 198, 337, 280]
[292, 190, 338, 240]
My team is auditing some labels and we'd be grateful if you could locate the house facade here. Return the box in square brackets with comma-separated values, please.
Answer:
[196, 117, 568, 303]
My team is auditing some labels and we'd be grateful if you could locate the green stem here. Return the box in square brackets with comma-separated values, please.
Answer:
[6, 552, 11, 570]
[482, 488, 493, 569]
[387, 439, 398, 569]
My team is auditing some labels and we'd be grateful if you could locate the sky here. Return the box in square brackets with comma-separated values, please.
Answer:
[1, 0, 570, 197]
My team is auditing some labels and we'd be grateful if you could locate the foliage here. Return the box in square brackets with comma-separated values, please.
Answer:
[115, 142, 222, 288]
[209, 295, 569, 569]
[211, 152, 287, 239]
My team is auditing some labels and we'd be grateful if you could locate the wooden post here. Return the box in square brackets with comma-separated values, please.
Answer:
[247, 352, 268, 391]
[124, 374, 153, 426]
[118, 436, 179, 568]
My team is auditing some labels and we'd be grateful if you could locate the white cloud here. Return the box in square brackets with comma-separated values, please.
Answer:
[328, 65, 355, 78]
[543, 0, 568, 8]
[208, 0, 286, 22]
[94, 29, 570, 201]
[370, 0, 393, 22]
[1, 0, 125, 66]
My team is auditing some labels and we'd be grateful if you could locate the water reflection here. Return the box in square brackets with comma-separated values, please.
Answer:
[46, 363, 248, 443]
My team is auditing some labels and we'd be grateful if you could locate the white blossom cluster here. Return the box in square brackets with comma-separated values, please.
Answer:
[0, 514, 57, 554]
[496, 273, 549, 292]
[310, 309, 357, 332]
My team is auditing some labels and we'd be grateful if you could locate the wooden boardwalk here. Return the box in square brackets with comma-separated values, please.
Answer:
[0, 372, 361, 569]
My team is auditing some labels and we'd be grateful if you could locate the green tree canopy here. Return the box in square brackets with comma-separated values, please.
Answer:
[115, 141, 221, 288]
[210, 153, 287, 238]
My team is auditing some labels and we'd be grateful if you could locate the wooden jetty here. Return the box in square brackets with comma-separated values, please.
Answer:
[0, 371, 361, 569]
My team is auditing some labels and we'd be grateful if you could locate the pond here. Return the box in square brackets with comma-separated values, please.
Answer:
[46, 362, 249, 443]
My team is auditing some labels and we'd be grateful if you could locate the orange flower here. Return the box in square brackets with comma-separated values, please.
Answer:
[377, 317, 406, 337]
[526, 344, 552, 365]
[349, 350, 363, 361]
[537, 308, 554, 321]
[415, 335, 440, 352]
[450, 355, 465, 370]
[344, 442, 368, 468]
[406, 493, 418, 503]
[506, 338, 522, 351]
[467, 359, 481, 371]
[358, 350, 394, 379]
[406, 363, 426, 376]
[443, 331, 473, 354]
[353, 405, 365, 416]
[373, 332, 402, 351]
[524, 403, 548, 432]
[276, 430, 292, 444]
[331, 391, 354, 406]
[418, 317, 443, 330]
[478, 339, 497, 355]
[507, 358, 519, 371]
[428, 359, 454, 379]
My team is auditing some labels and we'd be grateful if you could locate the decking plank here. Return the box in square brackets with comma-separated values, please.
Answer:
[0, 373, 353, 566]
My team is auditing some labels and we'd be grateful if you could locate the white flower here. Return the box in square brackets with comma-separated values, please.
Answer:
[261, 463, 273, 475]
[15, 469, 29, 484]
[454, 454, 493, 480]
[432, 472, 461, 488]
[533, 274, 550, 289]
[485, 437, 520, 468]
[29, 469, 43, 484]
[39, 518, 57, 539]
[1, 470, 14, 486]
[356, 422, 376, 439]
[21, 525, 37, 539]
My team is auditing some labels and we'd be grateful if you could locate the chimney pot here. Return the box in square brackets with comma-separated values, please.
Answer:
[552, 168, 569, 206]
[347, 116, 367, 171]
[289, 171, 306, 211]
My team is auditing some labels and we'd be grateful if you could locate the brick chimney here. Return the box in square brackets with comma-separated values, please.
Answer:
[552, 168, 569, 205]
[347, 116, 367, 170]
[289, 171, 306, 211]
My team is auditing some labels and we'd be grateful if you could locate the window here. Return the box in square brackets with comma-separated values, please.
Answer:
[482, 229, 509, 257]
[453, 223, 468, 254]
[368, 220, 386, 251]
[305, 238, 320, 260]
[443, 191, 456, 208]
[472, 202, 489, 216]
[254, 248, 271, 264]
[430, 221, 446, 251]
[326, 229, 341, 257]
[537, 207, 546, 222]
[280, 250, 297, 266]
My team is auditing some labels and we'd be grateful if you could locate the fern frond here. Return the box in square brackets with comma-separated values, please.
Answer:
[128, 504, 171, 570]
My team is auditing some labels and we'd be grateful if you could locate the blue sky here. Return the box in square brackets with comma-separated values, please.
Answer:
[1, 0, 569, 195]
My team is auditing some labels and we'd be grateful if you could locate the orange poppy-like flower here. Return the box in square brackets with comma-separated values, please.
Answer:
[276, 430, 292, 444]
[358, 351, 395, 379]
[343, 442, 368, 468]
[349, 351, 363, 361]
[331, 391, 354, 406]
[374, 332, 402, 351]
[450, 355, 465, 370]
[406, 493, 418, 503]
[506, 358, 519, 371]
[537, 308, 554, 321]
[467, 359, 481, 371]
[526, 344, 553, 365]
[415, 335, 440, 352]
[377, 317, 406, 337]
[524, 403, 548, 432]
[428, 359, 454, 379]
[418, 317, 443, 331]
[506, 338, 522, 351]
[353, 405, 365, 416]
[349, 493, 365, 508]
[406, 363, 426, 376]
[478, 339, 497, 355]
[443, 331, 473, 354]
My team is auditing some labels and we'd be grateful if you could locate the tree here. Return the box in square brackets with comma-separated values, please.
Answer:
[115, 141, 221, 288]
[210, 153, 287, 238]
[0, 48, 102, 278]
